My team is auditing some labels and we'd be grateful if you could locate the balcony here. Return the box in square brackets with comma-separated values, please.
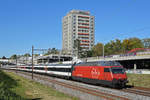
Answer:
[78, 33, 89, 35]
[80, 43, 89, 46]
[78, 26, 89, 29]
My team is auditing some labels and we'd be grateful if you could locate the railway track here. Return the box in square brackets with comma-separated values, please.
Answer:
[122, 87, 150, 97]
[134, 86, 150, 91]
[2, 69, 150, 100]
[3, 69, 129, 100]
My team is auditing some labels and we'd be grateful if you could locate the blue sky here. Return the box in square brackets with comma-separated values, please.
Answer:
[0, 0, 150, 57]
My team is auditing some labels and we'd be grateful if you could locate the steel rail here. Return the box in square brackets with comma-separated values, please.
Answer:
[4, 69, 129, 100]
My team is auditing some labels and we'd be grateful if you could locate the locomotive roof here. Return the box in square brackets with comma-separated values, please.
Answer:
[26, 64, 72, 68]
[75, 61, 122, 67]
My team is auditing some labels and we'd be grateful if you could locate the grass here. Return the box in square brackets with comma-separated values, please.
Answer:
[2, 70, 150, 100]
[127, 73, 150, 88]
[0, 70, 78, 100]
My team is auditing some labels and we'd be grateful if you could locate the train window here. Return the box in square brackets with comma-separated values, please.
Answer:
[77, 62, 98, 66]
[98, 61, 122, 66]
[26, 67, 32, 69]
[76, 61, 121, 67]
[111, 67, 125, 74]
[89, 62, 98, 66]
[104, 68, 110, 72]
[47, 68, 71, 72]
[34, 67, 44, 70]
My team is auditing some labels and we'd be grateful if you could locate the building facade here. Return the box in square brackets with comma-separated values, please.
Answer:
[62, 10, 95, 55]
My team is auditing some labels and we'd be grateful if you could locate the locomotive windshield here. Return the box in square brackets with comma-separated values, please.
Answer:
[76, 61, 122, 67]
[100, 61, 122, 66]
[111, 67, 125, 74]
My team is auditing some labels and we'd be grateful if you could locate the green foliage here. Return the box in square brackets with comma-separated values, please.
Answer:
[1, 56, 7, 59]
[51, 48, 59, 54]
[34, 54, 40, 57]
[0, 70, 26, 100]
[105, 39, 123, 56]
[80, 50, 93, 58]
[0, 70, 78, 100]
[44, 48, 59, 55]
[86, 50, 93, 57]
[114, 39, 122, 53]
[10, 54, 17, 59]
[8, 37, 148, 59]
[24, 53, 31, 57]
[92, 37, 144, 57]
[122, 37, 144, 51]
[105, 39, 123, 55]
[73, 39, 82, 58]
[127, 74, 150, 88]
[92, 43, 103, 57]
[10, 53, 31, 59]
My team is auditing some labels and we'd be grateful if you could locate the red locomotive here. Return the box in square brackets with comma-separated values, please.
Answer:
[71, 61, 128, 88]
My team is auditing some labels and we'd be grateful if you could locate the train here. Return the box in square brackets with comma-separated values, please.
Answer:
[9, 61, 128, 88]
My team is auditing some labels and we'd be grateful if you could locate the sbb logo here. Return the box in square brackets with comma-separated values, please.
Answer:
[91, 68, 100, 79]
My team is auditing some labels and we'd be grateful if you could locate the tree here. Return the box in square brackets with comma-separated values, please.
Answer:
[34, 54, 40, 57]
[80, 50, 93, 58]
[104, 39, 123, 56]
[122, 37, 144, 52]
[114, 39, 122, 54]
[86, 50, 93, 57]
[24, 53, 31, 57]
[51, 48, 59, 54]
[10, 54, 17, 59]
[2, 56, 6, 59]
[105, 42, 113, 56]
[44, 48, 59, 55]
[122, 39, 130, 52]
[92, 43, 103, 57]
[128, 37, 144, 49]
[44, 48, 51, 55]
[73, 39, 82, 58]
